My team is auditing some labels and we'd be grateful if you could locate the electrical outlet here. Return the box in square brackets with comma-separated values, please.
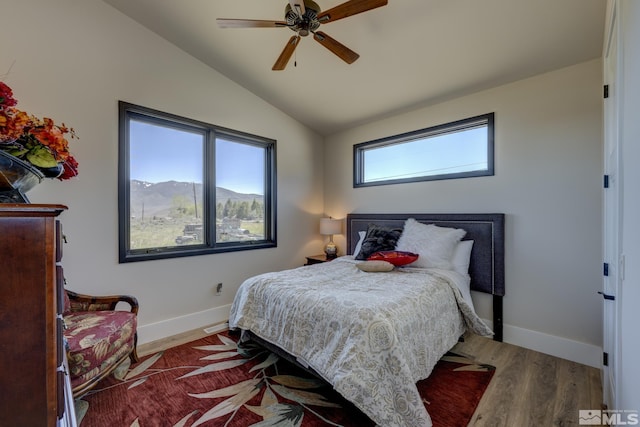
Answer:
[216, 283, 223, 295]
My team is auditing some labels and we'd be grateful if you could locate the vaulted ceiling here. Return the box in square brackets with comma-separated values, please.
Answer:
[103, 0, 606, 136]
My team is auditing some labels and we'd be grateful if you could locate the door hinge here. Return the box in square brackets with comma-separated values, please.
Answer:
[604, 263, 609, 276]
[604, 85, 609, 99]
[604, 175, 610, 188]
[603, 352, 609, 366]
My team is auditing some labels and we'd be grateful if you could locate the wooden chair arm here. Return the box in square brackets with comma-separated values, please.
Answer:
[66, 290, 139, 315]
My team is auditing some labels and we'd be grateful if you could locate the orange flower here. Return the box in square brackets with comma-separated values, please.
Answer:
[0, 109, 30, 143]
[29, 117, 74, 161]
[0, 82, 78, 180]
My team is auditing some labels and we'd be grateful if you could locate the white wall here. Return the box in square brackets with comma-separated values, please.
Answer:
[324, 59, 604, 367]
[1, 0, 324, 343]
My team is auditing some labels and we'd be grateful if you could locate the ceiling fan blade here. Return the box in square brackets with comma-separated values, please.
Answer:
[217, 19, 288, 28]
[273, 36, 300, 70]
[317, 0, 388, 23]
[313, 31, 359, 64]
[288, 0, 306, 18]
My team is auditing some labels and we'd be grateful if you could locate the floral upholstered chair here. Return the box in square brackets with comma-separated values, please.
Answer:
[63, 290, 139, 398]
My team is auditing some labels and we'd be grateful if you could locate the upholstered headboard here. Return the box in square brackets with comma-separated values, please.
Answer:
[346, 213, 505, 340]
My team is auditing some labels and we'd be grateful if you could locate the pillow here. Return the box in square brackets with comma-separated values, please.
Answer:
[355, 224, 402, 260]
[367, 250, 419, 266]
[356, 260, 395, 272]
[395, 218, 466, 269]
[451, 240, 474, 275]
[352, 231, 366, 257]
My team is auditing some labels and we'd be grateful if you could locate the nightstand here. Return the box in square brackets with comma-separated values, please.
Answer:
[304, 254, 334, 265]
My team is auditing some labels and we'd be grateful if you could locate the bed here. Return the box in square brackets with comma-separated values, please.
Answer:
[229, 213, 505, 427]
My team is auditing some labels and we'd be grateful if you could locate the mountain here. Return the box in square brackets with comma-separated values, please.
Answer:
[129, 180, 262, 217]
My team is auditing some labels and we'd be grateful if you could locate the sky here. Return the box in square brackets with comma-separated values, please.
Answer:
[129, 120, 265, 194]
[363, 126, 488, 182]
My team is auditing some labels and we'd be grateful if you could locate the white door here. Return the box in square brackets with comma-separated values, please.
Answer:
[602, 0, 620, 410]
[617, 0, 640, 413]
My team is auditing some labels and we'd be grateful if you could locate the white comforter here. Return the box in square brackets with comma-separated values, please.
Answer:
[228, 256, 493, 427]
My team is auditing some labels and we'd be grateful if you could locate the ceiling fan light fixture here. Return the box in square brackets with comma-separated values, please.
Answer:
[285, 0, 321, 19]
[285, 0, 321, 36]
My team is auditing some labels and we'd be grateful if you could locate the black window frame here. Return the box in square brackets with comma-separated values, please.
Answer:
[353, 113, 495, 187]
[118, 101, 277, 263]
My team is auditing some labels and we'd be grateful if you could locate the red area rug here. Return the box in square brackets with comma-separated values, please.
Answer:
[77, 330, 494, 427]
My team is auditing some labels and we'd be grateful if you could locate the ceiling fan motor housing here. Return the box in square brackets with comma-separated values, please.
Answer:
[285, 0, 321, 36]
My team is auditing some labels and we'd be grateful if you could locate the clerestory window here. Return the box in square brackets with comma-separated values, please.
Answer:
[354, 113, 494, 187]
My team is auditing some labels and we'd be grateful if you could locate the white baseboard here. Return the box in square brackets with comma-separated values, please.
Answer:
[137, 304, 231, 345]
[485, 319, 602, 369]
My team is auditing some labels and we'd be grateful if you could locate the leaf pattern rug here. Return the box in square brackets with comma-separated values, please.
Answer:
[76, 330, 495, 427]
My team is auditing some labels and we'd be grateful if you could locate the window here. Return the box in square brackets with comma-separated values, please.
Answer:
[353, 113, 494, 187]
[118, 102, 276, 262]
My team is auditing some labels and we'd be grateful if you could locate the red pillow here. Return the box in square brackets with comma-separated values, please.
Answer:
[367, 250, 419, 266]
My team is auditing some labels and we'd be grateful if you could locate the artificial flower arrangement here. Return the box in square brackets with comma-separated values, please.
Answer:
[0, 81, 78, 180]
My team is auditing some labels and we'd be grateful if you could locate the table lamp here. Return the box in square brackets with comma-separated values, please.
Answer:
[320, 217, 342, 259]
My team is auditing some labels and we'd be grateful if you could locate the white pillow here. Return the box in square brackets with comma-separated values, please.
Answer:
[451, 240, 474, 275]
[395, 218, 466, 269]
[352, 231, 366, 257]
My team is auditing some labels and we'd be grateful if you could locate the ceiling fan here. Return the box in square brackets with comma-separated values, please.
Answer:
[217, 0, 388, 70]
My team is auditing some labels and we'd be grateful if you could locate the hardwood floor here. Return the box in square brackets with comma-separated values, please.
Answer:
[138, 325, 603, 427]
[453, 333, 603, 426]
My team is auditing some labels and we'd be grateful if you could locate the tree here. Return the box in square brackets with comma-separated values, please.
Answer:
[223, 199, 233, 218]
[237, 201, 250, 219]
[251, 199, 264, 219]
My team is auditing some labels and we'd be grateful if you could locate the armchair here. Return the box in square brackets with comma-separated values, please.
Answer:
[63, 290, 139, 398]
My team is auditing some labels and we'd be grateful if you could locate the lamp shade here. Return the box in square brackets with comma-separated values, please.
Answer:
[320, 218, 342, 235]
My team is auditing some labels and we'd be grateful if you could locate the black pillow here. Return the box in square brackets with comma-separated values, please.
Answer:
[355, 224, 402, 260]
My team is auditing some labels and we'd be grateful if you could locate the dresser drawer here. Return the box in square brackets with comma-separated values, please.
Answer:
[56, 220, 63, 262]
[57, 367, 66, 420]
[56, 266, 65, 315]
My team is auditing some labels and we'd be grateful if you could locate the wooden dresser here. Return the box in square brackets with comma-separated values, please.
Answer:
[0, 204, 76, 426]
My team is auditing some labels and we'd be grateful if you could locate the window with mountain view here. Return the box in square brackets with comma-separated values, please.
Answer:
[118, 102, 276, 262]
